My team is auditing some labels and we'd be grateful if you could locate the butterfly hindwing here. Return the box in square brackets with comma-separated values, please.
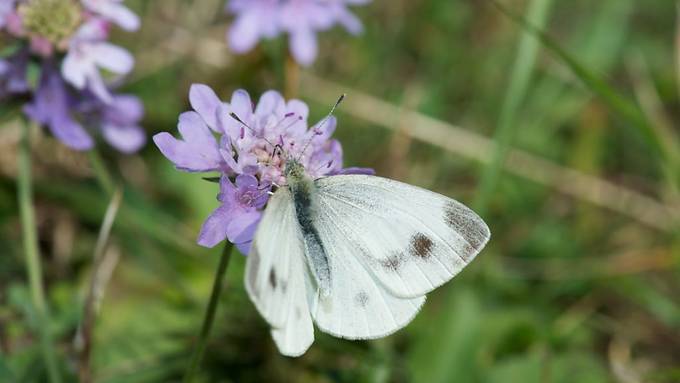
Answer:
[313, 175, 490, 299]
[246, 189, 314, 356]
[310, 208, 426, 339]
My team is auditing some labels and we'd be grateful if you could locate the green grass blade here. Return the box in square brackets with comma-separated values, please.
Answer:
[474, 0, 555, 213]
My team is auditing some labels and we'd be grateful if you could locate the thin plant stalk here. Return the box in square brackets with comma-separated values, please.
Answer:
[76, 187, 123, 383]
[88, 149, 115, 196]
[17, 119, 62, 383]
[183, 242, 235, 383]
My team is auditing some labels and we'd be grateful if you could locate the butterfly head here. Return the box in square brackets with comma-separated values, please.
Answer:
[283, 158, 307, 183]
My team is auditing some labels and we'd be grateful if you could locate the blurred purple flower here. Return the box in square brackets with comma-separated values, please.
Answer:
[226, 0, 370, 66]
[198, 174, 269, 252]
[154, 86, 372, 252]
[24, 64, 145, 152]
[1, 0, 144, 152]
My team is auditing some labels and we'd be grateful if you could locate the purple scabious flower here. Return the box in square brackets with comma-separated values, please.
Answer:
[23, 64, 146, 151]
[226, 0, 370, 66]
[0, 0, 144, 152]
[153, 85, 373, 253]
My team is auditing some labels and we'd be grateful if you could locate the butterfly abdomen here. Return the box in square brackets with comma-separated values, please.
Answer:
[287, 164, 332, 297]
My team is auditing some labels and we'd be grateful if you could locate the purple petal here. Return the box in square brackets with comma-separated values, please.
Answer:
[178, 111, 215, 144]
[228, 10, 263, 53]
[226, 210, 261, 243]
[197, 204, 233, 248]
[236, 240, 253, 255]
[255, 90, 285, 117]
[230, 89, 253, 121]
[82, 0, 140, 31]
[107, 95, 144, 123]
[87, 71, 113, 104]
[218, 175, 238, 205]
[91, 43, 135, 75]
[153, 129, 222, 172]
[189, 84, 222, 132]
[286, 99, 309, 120]
[311, 115, 337, 143]
[235, 173, 258, 190]
[47, 113, 94, 151]
[335, 7, 363, 35]
[61, 51, 89, 89]
[217, 103, 240, 140]
[102, 123, 146, 153]
[289, 29, 318, 67]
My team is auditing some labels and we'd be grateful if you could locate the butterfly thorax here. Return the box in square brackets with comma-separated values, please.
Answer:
[284, 159, 332, 297]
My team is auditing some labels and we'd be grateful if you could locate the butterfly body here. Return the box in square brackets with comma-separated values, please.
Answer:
[284, 159, 331, 297]
[246, 160, 490, 356]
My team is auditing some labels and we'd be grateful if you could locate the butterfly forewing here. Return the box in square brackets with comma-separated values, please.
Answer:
[314, 175, 490, 299]
[246, 189, 314, 356]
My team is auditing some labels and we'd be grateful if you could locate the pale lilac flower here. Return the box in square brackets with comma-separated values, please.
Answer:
[62, 21, 134, 103]
[81, 0, 140, 31]
[226, 0, 370, 66]
[154, 86, 373, 252]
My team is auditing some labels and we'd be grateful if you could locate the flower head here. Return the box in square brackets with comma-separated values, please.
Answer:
[154, 86, 373, 252]
[226, 0, 370, 66]
[0, 0, 144, 152]
[24, 64, 145, 151]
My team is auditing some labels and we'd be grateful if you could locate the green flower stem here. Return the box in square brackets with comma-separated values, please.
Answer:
[18, 120, 62, 383]
[183, 242, 235, 383]
[87, 149, 115, 196]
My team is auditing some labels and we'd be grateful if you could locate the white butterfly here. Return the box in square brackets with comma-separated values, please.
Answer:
[245, 159, 490, 357]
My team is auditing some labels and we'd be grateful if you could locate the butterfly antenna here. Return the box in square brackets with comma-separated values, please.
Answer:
[229, 112, 278, 149]
[297, 94, 346, 161]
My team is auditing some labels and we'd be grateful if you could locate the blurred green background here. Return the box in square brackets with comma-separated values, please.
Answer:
[1, 0, 679, 382]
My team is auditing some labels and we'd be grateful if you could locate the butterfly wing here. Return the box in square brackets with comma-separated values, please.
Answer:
[246, 188, 314, 356]
[310, 211, 426, 339]
[313, 175, 490, 300]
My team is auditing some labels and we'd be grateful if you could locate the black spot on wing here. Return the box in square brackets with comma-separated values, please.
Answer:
[355, 292, 369, 308]
[381, 253, 402, 272]
[410, 233, 433, 259]
[444, 201, 489, 257]
[269, 267, 277, 289]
